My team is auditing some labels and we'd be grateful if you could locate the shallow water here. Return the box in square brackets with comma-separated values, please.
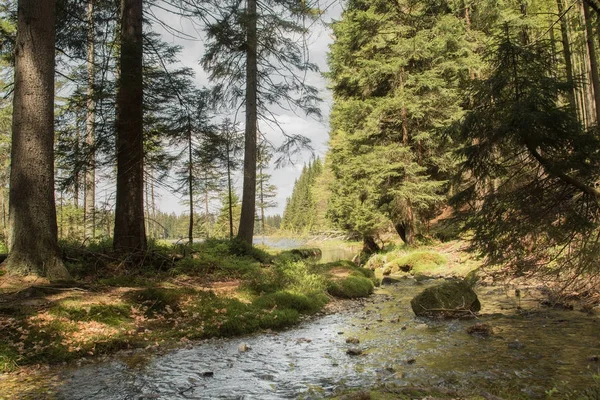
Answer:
[57, 280, 600, 399]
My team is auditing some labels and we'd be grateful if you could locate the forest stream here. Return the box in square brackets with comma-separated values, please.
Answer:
[54, 245, 600, 400]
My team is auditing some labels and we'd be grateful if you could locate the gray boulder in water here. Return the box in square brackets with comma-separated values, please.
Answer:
[410, 280, 480, 317]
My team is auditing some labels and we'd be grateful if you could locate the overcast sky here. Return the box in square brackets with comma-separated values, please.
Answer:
[152, 2, 344, 216]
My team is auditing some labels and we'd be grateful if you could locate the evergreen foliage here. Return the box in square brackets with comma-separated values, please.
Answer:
[452, 24, 600, 275]
[281, 158, 323, 234]
[326, 0, 481, 245]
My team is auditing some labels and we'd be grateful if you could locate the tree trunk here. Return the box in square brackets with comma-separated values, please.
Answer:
[362, 235, 380, 255]
[204, 173, 210, 239]
[583, 1, 600, 124]
[150, 175, 156, 239]
[226, 143, 234, 240]
[259, 161, 265, 244]
[5, 0, 70, 280]
[557, 0, 579, 114]
[113, 0, 146, 251]
[237, 0, 258, 245]
[84, 0, 96, 240]
[187, 124, 194, 245]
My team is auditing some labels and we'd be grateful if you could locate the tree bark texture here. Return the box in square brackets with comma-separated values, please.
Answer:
[187, 123, 194, 245]
[6, 0, 70, 280]
[113, 0, 146, 251]
[362, 235, 380, 255]
[583, 1, 600, 124]
[237, 0, 258, 245]
[557, 0, 578, 112]
[85, 0, 96, 240]
[226, 142, 234, 240]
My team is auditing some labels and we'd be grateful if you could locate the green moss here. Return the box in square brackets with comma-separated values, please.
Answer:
[253, 290, 328, 314]
[327, 276, 374, 298]
[365, 254, 385, 270]
[393, 251, 446, 273]
[410, 280, 480, 317]
[244, 259, 327, 295]
[257, 308, 300, 330]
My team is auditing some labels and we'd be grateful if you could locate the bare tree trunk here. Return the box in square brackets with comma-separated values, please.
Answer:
[74, 135, 80, 209]
[362, 235, 379, 255]
[259, 160, 265, 244]
[237, 0, 258, 245]
[204, 173, 210, 239]
[5, 0, 70, 280]
[557, 0, 578, 112]
[84, 0, 96, 240]
[144, 170, 149, 237]
[583, 1, 600, 123]
[187, 123, 194, 245]
[226, 142, 234, 240]
[114, 0, 146, 251]
[150, 176, 156, 239]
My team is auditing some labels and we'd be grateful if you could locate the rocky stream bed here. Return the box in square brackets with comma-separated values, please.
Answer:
[54, 278, 600, 399]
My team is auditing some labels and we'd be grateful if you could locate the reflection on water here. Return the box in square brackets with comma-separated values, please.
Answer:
[58, 281, 600, 399]
[252, 237, 307, 250]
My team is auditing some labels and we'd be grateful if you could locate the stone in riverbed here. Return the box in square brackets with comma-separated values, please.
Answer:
[346, 347, 363, 356]
[381, 276, 401, 285]
[410, 280, 480, 318]
[238, 343, 250, 352]
[466, 323, 493, 336]
[346, 337, 360, 344]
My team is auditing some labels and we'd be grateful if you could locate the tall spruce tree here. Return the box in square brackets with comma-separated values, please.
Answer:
[114, 0, 145, 251]
[326, 0, 479, 249]
[256, 139, 277, 237]
[282, 158, 322, 234]
[201, 0, 321, 245]
[5, 0, 70, 279]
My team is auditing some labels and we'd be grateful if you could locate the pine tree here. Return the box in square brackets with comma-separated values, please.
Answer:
[5, 0, 70, 279]
[281, 158, 323, 234]
[255, 139, 277, 238]
[214, 190, 241, 239]
[114, 0, 145, 251]
[201, 0, 321, 245]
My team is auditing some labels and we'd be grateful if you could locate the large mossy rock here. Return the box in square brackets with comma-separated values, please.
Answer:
[411, 281, 480, 318]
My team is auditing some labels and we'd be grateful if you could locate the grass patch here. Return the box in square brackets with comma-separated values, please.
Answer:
[0, 343, 19, 372]
[244, 259, 328, 295]
[383, 251, 446, 275]
[253, 290, 328, 314]
[176, 291, 303, 338]
[49, 304, 131, 326]
[124, 287, 194, 316]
